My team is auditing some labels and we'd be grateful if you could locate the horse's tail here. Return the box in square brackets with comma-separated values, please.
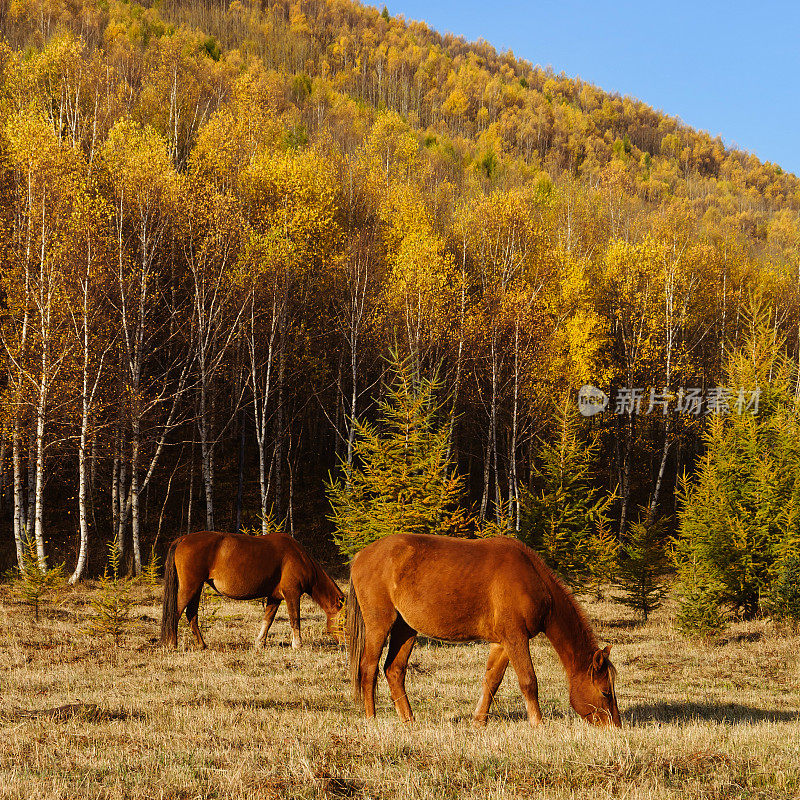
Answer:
[346, 579, 365, 704]
[160, 539, 180, 647]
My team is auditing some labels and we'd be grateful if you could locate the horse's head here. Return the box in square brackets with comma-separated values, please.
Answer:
[570, 645, 621, 727]
[325, 594, 346, 644]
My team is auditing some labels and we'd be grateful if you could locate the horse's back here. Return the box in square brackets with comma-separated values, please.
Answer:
[353, 532, 540, 579]
[174, 530, 226, 568]
[351, 533, 551, 642]
[178, 530, 302, 563]
[175, 531, 307, 600]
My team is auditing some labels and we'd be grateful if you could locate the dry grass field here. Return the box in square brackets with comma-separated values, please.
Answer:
[2, 579, 799, 799]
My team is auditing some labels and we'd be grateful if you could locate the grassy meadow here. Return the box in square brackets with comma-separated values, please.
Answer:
[1, 580, 799, 800]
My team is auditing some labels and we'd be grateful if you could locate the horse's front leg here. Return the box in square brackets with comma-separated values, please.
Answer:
[503, 636, 543, 726]
[473, 643, 510, 727]
[284, 592, 302, 649]
[255, 600, 281, 649]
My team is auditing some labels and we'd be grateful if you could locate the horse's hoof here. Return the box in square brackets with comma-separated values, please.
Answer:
[472, 717, 488, 729]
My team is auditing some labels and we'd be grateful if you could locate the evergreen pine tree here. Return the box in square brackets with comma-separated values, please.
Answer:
[676, 307, 800, 626]
[475, 499, 513, 538]
[767, 551, 800, 628]
[12, 536, 65, 622]
[675, 556, 727, 637]
[327, 352, 469, 560]
[615, 510, 670, 621]
[586, 519, 620, 600]
[764, 453, 800, 626]
[520, 397, 614, 590]
[87, 540, 136, 650]
[143, 546, 161, 586]
[766, 490, 800, 626]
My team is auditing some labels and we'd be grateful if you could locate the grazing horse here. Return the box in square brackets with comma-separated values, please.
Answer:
[347, 533, 620, 727]
[161, 531, 345, 650]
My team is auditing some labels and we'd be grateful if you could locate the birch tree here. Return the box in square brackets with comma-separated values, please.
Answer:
[380, 184, 459, 378]
[2, 110, 81, 569]
[103, 119, 184, 574]
[66, 191, 114, 583]
[463, 188, 545, 523]
[239, 144, 339, 528]
[332, 228, 377, 465]
[179, 181, 245, 530]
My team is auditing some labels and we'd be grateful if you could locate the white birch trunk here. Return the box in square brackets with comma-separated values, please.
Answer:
[510, 319, 521, 532]
[12, 422, 26, 567]
[111, 421, 120, 553]
[248, 297, 278, 534]
[33, 356, 48, 571]
[130, 417, 142, 575]
[71, 410, 89, 583]
[198, 364, 215, 530]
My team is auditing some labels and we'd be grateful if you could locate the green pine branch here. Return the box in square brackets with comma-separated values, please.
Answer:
[11, 536, 65, 622]
[327, 351, 469, 559]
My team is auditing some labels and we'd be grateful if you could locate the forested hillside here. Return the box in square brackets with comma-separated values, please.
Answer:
[1, 0, 799, 578]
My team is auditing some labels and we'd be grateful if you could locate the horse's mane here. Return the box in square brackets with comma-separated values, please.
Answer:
[306, 551, 344, 602]
[513, 539, 600, 656]
[545, 564, 600, 650]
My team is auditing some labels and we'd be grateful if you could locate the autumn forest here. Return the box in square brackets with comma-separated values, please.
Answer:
[2, 0, 800, 587]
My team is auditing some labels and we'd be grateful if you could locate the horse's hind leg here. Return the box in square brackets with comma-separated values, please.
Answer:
[175, 575, 206, 649]
[255, 600, 280, 649]
[184, 589, 207, 650]
[360, 616, 394, 720]
[503, 636, 543, 726]
[473, 643, 510, 727]
[383, 618, 417, 724]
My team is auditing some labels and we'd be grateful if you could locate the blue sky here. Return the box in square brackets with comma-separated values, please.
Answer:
[384, 1, 800, 177]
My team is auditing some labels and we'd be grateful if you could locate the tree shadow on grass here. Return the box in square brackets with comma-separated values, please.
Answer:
[212, 635, 341, 652]
[625, 701, 800, 725]
[221, 695, 350, 713]
[223, 697, 314, 711]
[601, 618, 647, 629]
[714, 630, 764, 645]
[5, 703, 138, 722]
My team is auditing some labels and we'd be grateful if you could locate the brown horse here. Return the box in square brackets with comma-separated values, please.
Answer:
[347, 533, 620, 727]
[161, 531, 345, 650]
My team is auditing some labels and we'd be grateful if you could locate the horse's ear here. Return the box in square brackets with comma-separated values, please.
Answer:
[592, 648, 607, 670]
[603, 644, 612, 657]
